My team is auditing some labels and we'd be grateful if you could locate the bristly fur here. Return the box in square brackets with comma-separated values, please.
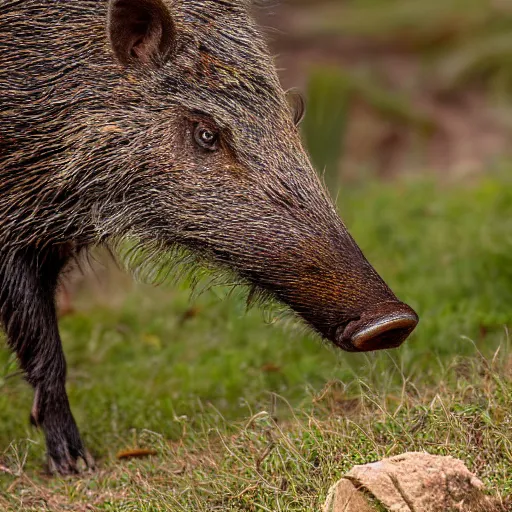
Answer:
[0, 0, 397, 473]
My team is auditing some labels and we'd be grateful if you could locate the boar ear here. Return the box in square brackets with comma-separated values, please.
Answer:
[108, 0, 175, 67]
[286, 89, 306, 127]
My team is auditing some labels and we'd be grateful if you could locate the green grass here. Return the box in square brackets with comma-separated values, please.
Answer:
[1, 173, 512, 510]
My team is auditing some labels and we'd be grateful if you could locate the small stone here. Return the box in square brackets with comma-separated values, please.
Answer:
[324, 452, 501, 512]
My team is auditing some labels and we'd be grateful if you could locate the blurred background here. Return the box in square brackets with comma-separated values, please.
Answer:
[262, 0, 512, 187]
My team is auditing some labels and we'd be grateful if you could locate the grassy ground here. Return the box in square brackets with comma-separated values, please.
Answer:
[1, 173, 512, 510]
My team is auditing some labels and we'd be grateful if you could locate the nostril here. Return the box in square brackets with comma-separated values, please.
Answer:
[351, 315, 417, 352]
[336, 302, 418, 352]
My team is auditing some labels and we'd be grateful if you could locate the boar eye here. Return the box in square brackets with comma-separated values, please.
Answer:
[194, 123, 219, 151]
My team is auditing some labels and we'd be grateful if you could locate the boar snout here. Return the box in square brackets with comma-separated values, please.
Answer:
[335, 302, 419, 352]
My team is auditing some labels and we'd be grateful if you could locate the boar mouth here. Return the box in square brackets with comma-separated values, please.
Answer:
[334, 302, 419, 353]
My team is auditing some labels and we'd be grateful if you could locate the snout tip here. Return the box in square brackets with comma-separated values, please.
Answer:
[337, 302, 418, 352]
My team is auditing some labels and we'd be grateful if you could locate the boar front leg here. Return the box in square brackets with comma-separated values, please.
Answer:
[0, 247, 94, 474]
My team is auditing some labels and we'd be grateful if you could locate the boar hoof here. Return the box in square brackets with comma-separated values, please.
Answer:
[48, 448, 96, 476]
